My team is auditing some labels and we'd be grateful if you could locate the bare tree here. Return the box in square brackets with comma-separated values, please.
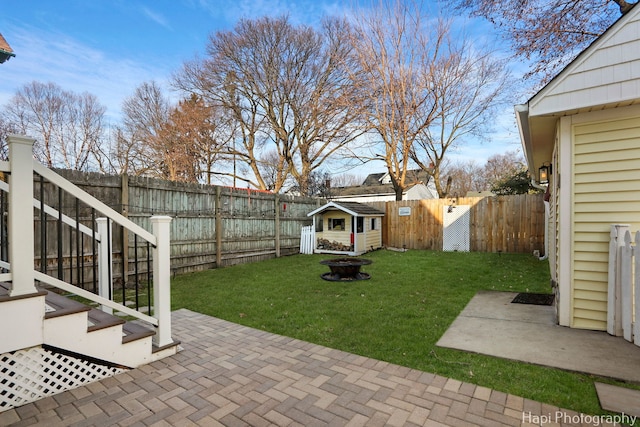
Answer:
[409, 33, 510, 198]
[483, 150, 525, 188]
[351, 1, 508, 200]
[451, 0, 637, 82]
[116, 81, 170, 176]
[174, 15, 364, 195]
[0, 116, 19, 160]
[440, 150, 529, 196]
[157, 94, 232, 183]
[3, 81, 106, 170]
[441, 160, 486, 197]
[329, 173, 364, 187]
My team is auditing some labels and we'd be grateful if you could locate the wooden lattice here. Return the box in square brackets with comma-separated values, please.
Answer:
[0, 346, 124, 412]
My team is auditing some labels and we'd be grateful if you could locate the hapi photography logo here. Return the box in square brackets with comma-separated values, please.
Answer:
[522, 411, 637, 426]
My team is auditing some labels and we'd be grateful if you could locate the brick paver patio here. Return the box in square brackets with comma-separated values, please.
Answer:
[0, 309, 615, 426]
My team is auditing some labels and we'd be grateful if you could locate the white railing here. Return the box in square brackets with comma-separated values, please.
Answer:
[608, 224, 640, 345]
[2, 135, 173, 347]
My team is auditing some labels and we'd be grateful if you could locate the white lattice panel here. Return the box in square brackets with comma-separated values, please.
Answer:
[443, 205, 470, 252]
[0, 346, 124, 412]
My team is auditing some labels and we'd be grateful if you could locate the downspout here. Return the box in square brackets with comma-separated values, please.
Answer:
[517, 103, 549, 261]
[530, 179, 549, 261]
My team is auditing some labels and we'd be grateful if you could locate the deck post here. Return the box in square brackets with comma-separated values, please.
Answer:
[151, 215, 172, 347]
[96, 217, 113, 313]
[7, 135, 37, 297]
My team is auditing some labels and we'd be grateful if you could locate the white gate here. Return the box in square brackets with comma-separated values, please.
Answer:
[300, 225, 315, 254]
[608, 225, 640, 345]
[443, 205, 470, 252]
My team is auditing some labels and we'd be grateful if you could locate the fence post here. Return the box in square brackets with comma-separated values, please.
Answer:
[152, 215, 172, 347]
[621, 231, 633, 341]
[634, 231, 640, 346]
[275, 195, 281, 258]
[215, 186, 222, 268]
[7, 135, 37, 297]
[96, 217, 113, 314]
[608, 224, 629, 336]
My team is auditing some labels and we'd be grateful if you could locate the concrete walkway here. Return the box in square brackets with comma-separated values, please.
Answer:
[437, 291, 640, 383]
[0, 309, 621, 426]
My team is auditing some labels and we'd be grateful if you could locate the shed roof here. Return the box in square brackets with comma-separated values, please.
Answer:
[307, 201, 384, 217]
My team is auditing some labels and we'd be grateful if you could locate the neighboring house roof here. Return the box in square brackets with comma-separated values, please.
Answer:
[362, 173, 386, 186]
[331, 184, 401, 197]
[516, 4, 640, 175]
[362, 169, 431, 186]
[0, 33, 15, 60]
[307, 201, 385, 218]
[330, 169, 438, 200]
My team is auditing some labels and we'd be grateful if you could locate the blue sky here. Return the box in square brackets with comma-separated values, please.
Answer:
[0, 0, 525, 175]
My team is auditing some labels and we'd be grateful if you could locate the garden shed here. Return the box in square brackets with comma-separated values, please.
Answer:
[307, 201, 384, 256]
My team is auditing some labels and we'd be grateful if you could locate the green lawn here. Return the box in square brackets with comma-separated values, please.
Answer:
[170, 249, 627, 416]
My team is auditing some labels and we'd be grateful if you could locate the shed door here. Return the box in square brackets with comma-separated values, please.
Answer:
[443, 205, 470, 252]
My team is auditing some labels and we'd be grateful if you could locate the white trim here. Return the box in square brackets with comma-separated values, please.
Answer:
[34, 162, 156, 245]
[558, 116, 573, 327]
[34, 270, 158, 326]
[567, 102, 640, 124]
[307, 201, 384, 218]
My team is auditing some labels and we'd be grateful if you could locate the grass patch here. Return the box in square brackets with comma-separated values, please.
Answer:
[171, 250, 623, 416]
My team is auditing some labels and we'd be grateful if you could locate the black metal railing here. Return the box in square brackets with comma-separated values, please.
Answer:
[32, 172, 153, 315]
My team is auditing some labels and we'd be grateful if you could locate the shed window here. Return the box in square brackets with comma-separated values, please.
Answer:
[356, 217, 364, 233]
[329, 218, 345, 231]
[371, 218, 377, 230]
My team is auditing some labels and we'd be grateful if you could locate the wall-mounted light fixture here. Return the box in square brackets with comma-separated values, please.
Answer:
[539, 163, 552, 184]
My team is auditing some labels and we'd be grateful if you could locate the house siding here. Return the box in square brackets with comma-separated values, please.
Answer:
[571, 112, 640, 330]
[530, 7, 640, 116]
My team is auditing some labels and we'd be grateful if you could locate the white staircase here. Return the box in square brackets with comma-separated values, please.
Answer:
[0, 135, 180, 412]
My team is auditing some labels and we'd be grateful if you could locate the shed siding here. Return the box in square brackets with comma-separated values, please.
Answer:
[321, 212, 352, 247]
[365, 218, 382, 249]
[571, 115, 640, 329]
[530, 8, 640, 116]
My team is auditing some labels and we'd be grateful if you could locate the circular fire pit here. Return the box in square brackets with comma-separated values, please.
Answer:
[320, 258, 372, 281]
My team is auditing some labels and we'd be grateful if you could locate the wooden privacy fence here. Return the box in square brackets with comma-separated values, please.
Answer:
[44, 170, 322, 279]
[368, 194, 546, 254]
[608, 225, 640, 346]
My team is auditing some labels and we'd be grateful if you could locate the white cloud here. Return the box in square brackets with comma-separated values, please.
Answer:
[0, 24, 176, 123]
[141, 6, 173, 31]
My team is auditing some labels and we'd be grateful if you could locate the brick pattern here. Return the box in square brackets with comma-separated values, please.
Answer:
[0, 309, 608, 426]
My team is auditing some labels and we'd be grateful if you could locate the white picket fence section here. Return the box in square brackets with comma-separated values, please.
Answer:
[608, 224, 640, 345]
[300, 225, 315, 254]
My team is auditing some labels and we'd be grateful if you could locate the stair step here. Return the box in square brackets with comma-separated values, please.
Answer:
[122, 322, 155, 344]
[0, 282, 47, 302]
[87, 308, 126, 332]
[43, 289, 155, 345]
[44, 289, 91, 319]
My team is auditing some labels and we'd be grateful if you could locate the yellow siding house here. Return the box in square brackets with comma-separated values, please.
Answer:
[516, 5, 640, 330]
